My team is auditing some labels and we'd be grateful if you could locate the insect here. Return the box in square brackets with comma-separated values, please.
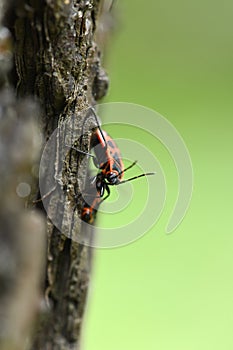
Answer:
[80, 178, 102, 224]
[81, 201, 98, 224]
[34, 107, 155, 226]
[87, 108, 155, 201]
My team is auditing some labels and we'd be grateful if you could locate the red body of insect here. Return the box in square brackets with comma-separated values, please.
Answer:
[88, 115, 154, 201]
[80, 128, 123, 224]
[90, 128, 125, 196]
[80, 178, 102, 224]
[79, 108, 155, 222]
[80, 127, 128, 221]
[81, 195, 100, 224]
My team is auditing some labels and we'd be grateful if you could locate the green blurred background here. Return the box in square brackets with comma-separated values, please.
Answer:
[82, 0, 233, 349]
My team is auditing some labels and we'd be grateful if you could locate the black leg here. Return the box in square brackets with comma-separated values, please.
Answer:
[66, 144, 96, 160]
[101, 184, 110, 202]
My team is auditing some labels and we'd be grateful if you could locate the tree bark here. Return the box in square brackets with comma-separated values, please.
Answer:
[0, 89, 46, 350]
[1, 0, 110, 349]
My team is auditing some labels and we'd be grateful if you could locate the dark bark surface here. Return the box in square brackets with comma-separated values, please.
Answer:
[1, 0, 110, 349]
[0, 89, 46, 350]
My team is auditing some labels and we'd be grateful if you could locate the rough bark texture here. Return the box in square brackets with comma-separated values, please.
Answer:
[0, 90, 46, 350]
[1, 0, 111, 349]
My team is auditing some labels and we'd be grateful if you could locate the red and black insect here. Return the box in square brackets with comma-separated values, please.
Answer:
[35, 108, 155, 225]
[88, 108, 155, 201]
[80, 178, 102, 224]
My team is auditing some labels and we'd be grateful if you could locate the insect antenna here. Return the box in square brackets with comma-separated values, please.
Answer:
[113, 172, 156, 186]
[117, 160, 138, 177]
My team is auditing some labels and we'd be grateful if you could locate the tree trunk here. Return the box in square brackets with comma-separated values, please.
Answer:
[1, 0, 110, 349]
